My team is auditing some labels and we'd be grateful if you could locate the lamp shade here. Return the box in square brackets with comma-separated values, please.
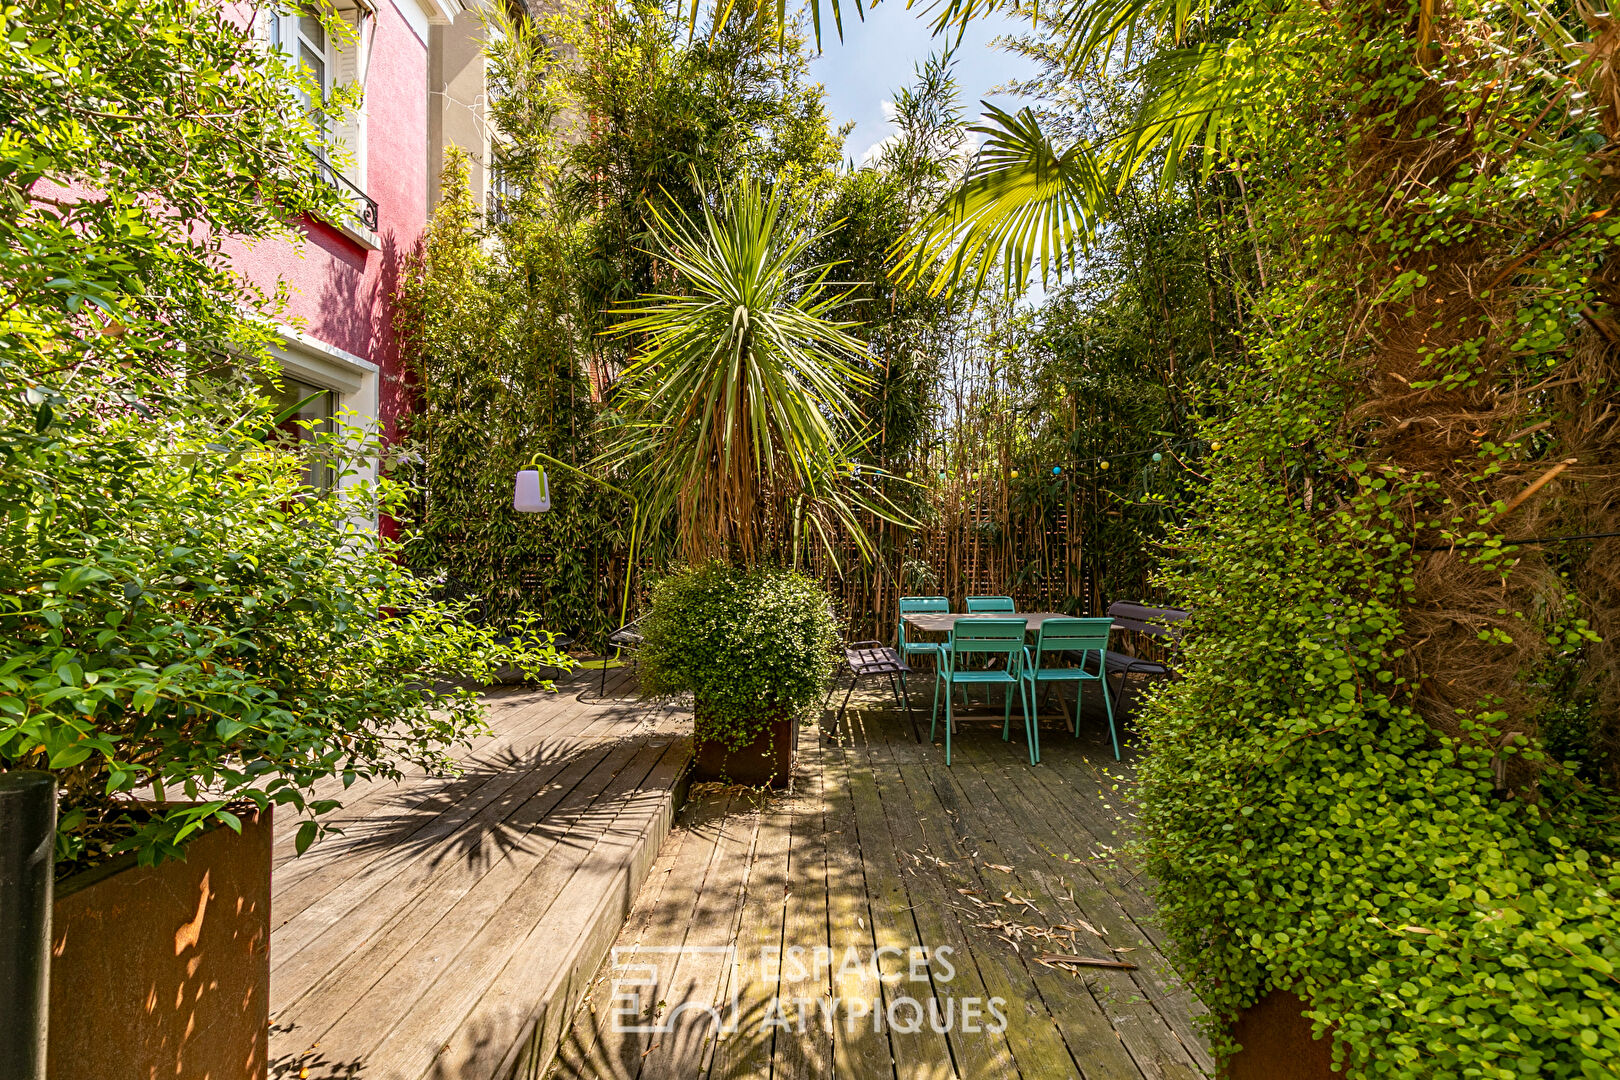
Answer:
[513, 468, 551, 512]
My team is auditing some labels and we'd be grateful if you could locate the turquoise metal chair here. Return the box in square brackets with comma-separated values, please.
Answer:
[964, 595, 1015, 613]
[1020, 617, 1118, 762]
[931, 618, 1031, 765]
[896, 596, 950, 693]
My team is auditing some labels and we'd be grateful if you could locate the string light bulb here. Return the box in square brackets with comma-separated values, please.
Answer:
[1211, 441, 1223, 451]
[1052, 466, 1062, 475]
[1010, 469, 1019, 479]
[905, 470, 914, 479]
[1099, 460, 1110, 470]
[1151, 452, 1162, 462]
[971, 471, 979, 481]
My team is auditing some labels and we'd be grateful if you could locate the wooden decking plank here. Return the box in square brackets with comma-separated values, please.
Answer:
[819, 737, 899, 1080]
[706, 785, 796, 1080]
[851, 724, 1011, 1080]
[269, 737, 620, 1027]
[550, 784, 737, 1080]
[636, 791, 763, 1078]
[374, 738, 683, 1080]
[284, 739, 665, 1079]
[772, 734, 833, 1080]
[550, 796, 699, 1078]
[464, 738, 693, 1080]
[270, 685, 583, 889]
[282, 681, 577, 827]
[542, 683, 1209, 1080]
[934, 753, 1197, 1079]
[840, 747, 960, 1077]
[968, 745, 1212, 1072]
[893, 760, 1082, 1080]
[271, 729, 605, 961]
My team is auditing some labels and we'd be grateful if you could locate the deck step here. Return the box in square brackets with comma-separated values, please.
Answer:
[268, 672, 692, 1080]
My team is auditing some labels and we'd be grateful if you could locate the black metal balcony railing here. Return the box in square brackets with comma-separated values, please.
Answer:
[310, 152, 379, 233]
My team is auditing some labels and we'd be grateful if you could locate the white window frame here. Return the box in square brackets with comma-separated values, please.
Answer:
[264, 5, 376, 245]
[269, 327, 383, 523]
[270, 11, 334, 132]
[268, 9, 368, 179]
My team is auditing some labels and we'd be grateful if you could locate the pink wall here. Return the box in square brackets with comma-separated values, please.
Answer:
[224, 0, 428, 446]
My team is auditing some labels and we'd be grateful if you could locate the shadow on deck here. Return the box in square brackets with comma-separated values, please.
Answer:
[549, 679, 1212, 1080]
[267, 664, 691, 1080]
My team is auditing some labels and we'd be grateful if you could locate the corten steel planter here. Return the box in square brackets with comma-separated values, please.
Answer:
[692, 708, 796, 788]
[1225, 991, 1336, 1079]
[48, 806, 272, 1080]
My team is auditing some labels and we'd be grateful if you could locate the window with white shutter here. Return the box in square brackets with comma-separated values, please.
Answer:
[264, 3, 378, 237]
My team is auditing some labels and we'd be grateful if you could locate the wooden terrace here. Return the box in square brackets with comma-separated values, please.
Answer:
[267, 667, 1210, 1080]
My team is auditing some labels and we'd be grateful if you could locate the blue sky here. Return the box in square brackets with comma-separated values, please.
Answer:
[807, 2, 1038, 164]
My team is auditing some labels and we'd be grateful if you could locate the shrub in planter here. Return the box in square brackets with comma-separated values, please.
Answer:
[638, 564, 837, 786]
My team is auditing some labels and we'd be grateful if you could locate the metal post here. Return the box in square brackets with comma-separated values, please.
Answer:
[0, 771, 55, 1080]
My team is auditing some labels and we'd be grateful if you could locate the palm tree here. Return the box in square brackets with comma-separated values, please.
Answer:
[599, 179, 901, 566]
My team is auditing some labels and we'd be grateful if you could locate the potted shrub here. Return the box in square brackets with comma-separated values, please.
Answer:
[638, 564, 837, 787]
[597, 184, 904, 777]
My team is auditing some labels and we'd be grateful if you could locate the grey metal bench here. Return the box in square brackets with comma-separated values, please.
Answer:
[824, 640, 918, 743]
[601, 619, 643, 695]
[1103, 601, 1190, 716]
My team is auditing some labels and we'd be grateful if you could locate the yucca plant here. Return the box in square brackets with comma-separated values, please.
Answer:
[600, 179, 903, 566]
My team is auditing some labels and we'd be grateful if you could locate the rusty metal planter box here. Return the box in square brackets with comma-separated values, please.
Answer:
[692, 709, 796, 788]
[1225, 991, 1336, 1079]
[48, 807, 272, 1080]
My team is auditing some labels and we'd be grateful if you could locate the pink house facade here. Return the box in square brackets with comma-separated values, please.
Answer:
[223, 0, 509, 509]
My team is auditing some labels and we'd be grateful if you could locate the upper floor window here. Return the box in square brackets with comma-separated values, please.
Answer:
[263, 4, 378, 236]
[270, 13, 333, 130]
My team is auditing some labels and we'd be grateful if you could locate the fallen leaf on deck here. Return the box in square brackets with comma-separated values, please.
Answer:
[984, 863, 1014, 873]
[1056, 921, 1103, 937]
[1036, 953, 1139, 971]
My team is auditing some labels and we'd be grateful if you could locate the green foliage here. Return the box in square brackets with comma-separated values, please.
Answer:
[400, 3, 846, 632]
[1106, 0, 1620, 1074]
[2, 0, 551, 871]
[397, 138, 617, 641]
[602, 179, 900, 567]
[637, 563, 837, 746]
[3, 409, 560, 873]
[546, 0, 842, 347]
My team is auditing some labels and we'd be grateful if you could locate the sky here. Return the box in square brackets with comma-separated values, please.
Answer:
[806, 2, 1039, 165]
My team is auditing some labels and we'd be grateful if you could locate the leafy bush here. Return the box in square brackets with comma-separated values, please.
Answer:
[1, 0, 561, 873]
[2, 408, 563, 873]
[1120, 0, 1620, 1073]
[637, 564, 837, 748]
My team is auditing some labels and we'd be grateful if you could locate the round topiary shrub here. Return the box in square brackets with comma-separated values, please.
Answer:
[638, 563, 837, 781]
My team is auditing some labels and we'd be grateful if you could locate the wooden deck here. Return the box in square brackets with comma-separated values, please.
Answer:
[551, 682, 1213, 1079]
[268, 666, 691, 1080]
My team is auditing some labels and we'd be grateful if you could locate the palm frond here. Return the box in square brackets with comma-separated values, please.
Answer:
[893, 103, 1109, 297]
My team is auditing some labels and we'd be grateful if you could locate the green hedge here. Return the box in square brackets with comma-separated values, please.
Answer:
[1129, 0, 1620, 1074]
[637, 564, 837, 748]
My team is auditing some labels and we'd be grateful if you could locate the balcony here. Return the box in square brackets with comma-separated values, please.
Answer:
[310, 151, 379, 237]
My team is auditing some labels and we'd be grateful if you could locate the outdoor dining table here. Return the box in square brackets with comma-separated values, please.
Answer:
[899, 611, 1079, 635]
[900, 611, 1109, 722]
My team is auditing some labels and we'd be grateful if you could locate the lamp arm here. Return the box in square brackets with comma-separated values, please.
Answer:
[525, 452, 641, 648]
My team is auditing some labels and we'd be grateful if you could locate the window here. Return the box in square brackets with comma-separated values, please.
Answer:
[487, 163, 520, 225]
[270, 11, 333, 136]
[265, 5, 376, 233]
[263, 375, 337, 492]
